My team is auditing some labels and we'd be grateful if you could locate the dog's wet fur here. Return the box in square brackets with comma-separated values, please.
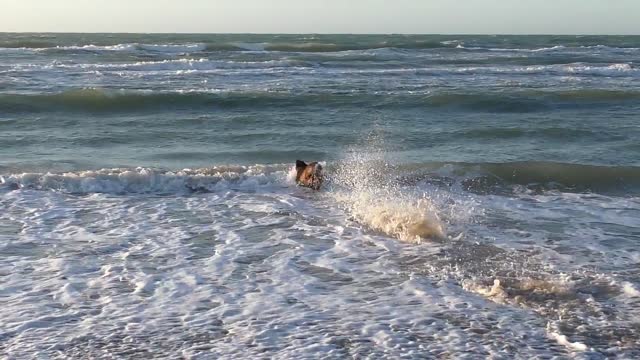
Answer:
[295, 160, 323, 190]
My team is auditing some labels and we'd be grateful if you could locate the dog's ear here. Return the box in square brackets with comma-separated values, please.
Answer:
[296, 160, 307, 169]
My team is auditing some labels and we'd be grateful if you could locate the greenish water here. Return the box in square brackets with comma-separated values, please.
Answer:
[1, 33, 639, 171]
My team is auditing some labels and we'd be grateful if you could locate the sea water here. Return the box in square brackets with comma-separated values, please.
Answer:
[1, 33, 640, 358]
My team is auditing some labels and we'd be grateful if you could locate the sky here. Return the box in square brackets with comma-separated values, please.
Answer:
[1, 0, 638, 34]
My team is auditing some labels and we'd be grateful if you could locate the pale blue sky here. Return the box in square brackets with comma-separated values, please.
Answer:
[1, 0, 638, 34]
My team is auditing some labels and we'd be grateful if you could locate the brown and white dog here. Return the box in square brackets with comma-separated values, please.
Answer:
[295, 160, 323, 190]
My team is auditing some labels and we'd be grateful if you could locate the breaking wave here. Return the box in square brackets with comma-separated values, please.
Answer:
[4, 88, 640, 114]
[2, 43, 206, 53]
[38, 58, 310, 72]
[10, 161, 638, 195]
[0, 165, 291, 194]
[9, 59, 636, 78]
[0, 40, 457, 53]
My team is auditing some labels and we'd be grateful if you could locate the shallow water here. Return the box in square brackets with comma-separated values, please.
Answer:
[1, 33, 640, 358]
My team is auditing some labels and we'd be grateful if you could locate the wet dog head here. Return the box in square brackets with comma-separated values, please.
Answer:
[295, 160, 323, 190]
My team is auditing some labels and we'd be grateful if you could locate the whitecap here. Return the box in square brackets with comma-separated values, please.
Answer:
[1, 164, 291, 194]
[138, 43, 206, 53]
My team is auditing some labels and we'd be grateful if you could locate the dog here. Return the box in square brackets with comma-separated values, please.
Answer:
[295, 160, 323, 190]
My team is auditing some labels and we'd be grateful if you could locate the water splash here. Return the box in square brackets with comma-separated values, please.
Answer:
[329, 131, 445, 243]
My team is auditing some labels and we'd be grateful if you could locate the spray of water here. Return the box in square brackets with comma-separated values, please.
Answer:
[328, 130, 446, 243]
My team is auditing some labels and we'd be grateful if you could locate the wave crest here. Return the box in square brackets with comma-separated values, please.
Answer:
[0, 165, 290, 194]
[5, 88, 640, 114]
[397, 161, 640, 195]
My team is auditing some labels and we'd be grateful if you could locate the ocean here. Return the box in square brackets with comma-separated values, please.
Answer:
[1, 33, 639, 358]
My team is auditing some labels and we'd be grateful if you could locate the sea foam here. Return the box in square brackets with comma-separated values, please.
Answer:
[0, 165, 290, 194]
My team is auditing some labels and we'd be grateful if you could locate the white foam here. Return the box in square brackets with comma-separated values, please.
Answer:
[485, 45, 566, 52]
[1, 165, 290, 194]
[456, 45, 565, 52]
[22, 58, 302, 74]
[30, 43, 206, 53]
[49, 43, 138, 52]
[2, 162, 639, 357]
[451, 63, 636, 77]
[608, 63, 633, 71]
[580, 44, 640, 51]
[546, 323, 589, 352]
[530, 45, 566, 52]
[138, 43, 206, 53]
[8, 57, 635, 80]
[622, 282, 640, 297]
[565, 62, 635, 76]
[248, 63, 636, 78]
[463, 279, 508, 302]
[334, 190, 445, 243]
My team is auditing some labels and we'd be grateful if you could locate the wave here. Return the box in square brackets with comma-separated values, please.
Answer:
[456, 63, 635, 77]
[138, 43, 207, 53]
[449, 126, 606, 141]
[579, 44, 640, 51]
[493, 45, 565, 52]
[0, 89, 340, 113]
[242, 41, 453, 52]
[11, 59, 635, 78]
[39, 58, 310, 72]
[2, 36, 640, 54]
[562, 63, 635, 76]
[0, 160, 446, 245]
[414, 89, 640, 112]
[47, 44, 138, 52]
[421, 89, 640, 112]
[47, 43, 206, 53]
[4, 88, 640, 114]
[398, 161, 640, 193]
[2, 161, 638, 240]
[319, 63, 637, 77]
[0, 42, 206, 53]
[458, 44, 639, 53]
[7, 161, 638, 195]
[0, 40, 457, 54]
[8, 40, 569, 54]
[0, 165, 291, 194]
[458, 45, 566, 52]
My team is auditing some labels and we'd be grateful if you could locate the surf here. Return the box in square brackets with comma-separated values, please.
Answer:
[0, 165, 291, 194]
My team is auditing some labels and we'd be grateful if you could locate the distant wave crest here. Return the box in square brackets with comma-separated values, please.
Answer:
[3, 38, 639, 54]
